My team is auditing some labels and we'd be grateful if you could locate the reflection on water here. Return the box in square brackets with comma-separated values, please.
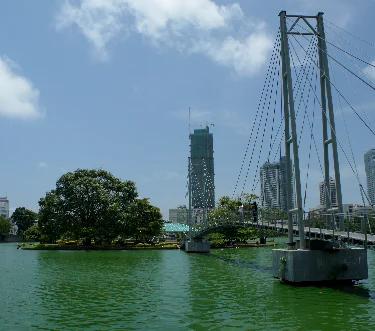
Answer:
[0, 243, 375, 330]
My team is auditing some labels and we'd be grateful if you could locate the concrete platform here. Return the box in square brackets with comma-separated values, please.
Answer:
[185, 240, 210, 253]
[272, 248, 368, 283]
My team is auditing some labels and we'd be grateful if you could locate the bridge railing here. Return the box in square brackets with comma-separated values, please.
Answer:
[304, 209, 373, 247]
[198, 207, 372, 247]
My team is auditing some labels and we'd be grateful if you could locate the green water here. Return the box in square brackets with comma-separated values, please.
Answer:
[1, 242, 374, 331]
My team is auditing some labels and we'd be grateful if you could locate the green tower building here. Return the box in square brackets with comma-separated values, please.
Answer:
[190, 126, 215, 210]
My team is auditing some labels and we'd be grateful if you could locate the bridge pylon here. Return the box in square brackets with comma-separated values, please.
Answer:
[273, 11, 368, 283]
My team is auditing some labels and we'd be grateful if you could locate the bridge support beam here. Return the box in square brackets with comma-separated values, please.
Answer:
[185, 239, 210, 253]
[272, 247, 368, 283]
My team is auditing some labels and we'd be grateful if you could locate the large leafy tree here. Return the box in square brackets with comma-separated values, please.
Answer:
[23, 225, 41, 241]
[11, 207, 38, 234]
[125, 198, 163, 242]
[0, 216, 12, 236]
[38, 169, 138, 244]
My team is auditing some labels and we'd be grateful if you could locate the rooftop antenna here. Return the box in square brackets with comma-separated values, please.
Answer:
[189, 106, 191, 136]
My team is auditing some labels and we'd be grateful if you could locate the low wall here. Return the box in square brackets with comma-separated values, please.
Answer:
[1, 235, 24, 242]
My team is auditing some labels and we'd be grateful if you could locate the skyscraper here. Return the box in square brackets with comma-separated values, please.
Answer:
[0, 197, 9, 218]
[319, 177, 337, 208]
[279, 156, 292, 212]
[190, 126, 215, 209]
[364, 148, 375, 205]
[260, 156, 292, 211]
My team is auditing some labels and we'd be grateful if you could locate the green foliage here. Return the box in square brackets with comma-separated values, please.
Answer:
[207, 232, 226, 247]
[0, 216, 12, 236]
[207, 193, 259, 226]
[11, 207, 38, 234]
[279, 256, 287, 273]
[206, 228, 280, 245]
[23, 225, 41, 241]
[38, 168, 162, 244]
[237, 228, 259, 241]
[125, 198, 163, 242]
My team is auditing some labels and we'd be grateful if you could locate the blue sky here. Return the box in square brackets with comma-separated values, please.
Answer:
[1, 0, 375, 218]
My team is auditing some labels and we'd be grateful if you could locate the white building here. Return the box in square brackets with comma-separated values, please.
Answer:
[0, 197, 9, 219]
[168, 208, 188, 224]
[319, 177, 337, 208]
[260, 157, 292, 211]
[364, 149, 375, 205]
[9, 222, 18, 235]
[309, 203, 373, 220]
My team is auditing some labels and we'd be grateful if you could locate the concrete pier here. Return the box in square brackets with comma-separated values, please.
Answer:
[272, 246, 368, 283]
[185, 240, 210, 253]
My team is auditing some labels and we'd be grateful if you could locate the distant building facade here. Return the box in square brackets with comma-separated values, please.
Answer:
[319, 177, 337, 208]
[364, 149, 375, 205]
[9, 220, 18, 235]
[190, 126, 215, 210]
[260, 156, 292, 211]
[0, 197, 9, 219]
[309, 203, 372, 221]
[169, 208, 188, 224]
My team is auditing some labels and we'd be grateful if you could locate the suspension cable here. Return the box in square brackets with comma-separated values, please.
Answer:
[248, 58, 280, 196]
[286, 17, 375, 93]
[327, 35, 361, 182]
[289, 31, 375, 136]
[240, 40, 281, 197]
[324, 23, 375, 65]
[288, 35, 367, 193]
[326, 31, 375, 134]
[252, 34, 317, 198]
[325, 18, 375, 48]
[288, 39, 332, 206]
[232, 30, 281, 198]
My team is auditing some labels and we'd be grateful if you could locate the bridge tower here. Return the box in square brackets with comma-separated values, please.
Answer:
[273, 11, 368, 283]
[279, 11, 344, 250]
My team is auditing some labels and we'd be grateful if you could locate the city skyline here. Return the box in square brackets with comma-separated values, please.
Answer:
[0, 1, 374, 218]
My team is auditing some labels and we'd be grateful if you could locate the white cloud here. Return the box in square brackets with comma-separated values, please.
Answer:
[363, 60, 375, 81]
[38, 162, 48, 169]
[55, 0, 273, 75]
[0, 56, 42, 119]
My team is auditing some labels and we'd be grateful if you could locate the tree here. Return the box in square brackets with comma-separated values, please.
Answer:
[11, 207, 38, 234]
[123, 198, 163, 242]
[38, 169, 139, 244]
[38, 191, 65, 243]
[23, 225, 41, 241]
[0, 216, 12, 236]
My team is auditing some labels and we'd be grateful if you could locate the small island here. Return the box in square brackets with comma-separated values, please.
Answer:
[6, 168, 283, 251]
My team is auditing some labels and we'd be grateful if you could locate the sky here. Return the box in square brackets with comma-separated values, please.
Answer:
[1, 0, 375, 219]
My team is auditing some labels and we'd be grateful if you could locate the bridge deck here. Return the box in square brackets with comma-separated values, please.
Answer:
[199, 220, 375, 244]
[253, 222, 375, 244]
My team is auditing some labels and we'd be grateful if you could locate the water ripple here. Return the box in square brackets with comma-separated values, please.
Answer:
[1, 243, 375, 330]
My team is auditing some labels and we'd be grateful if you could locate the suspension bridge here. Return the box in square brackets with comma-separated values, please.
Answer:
[182, 11, 375, 283]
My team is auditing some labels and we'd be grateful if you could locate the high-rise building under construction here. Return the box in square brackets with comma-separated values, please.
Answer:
[190, 126, 215, 209]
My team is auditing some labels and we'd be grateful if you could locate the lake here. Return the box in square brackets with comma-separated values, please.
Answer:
[1, 241, 375, 330]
